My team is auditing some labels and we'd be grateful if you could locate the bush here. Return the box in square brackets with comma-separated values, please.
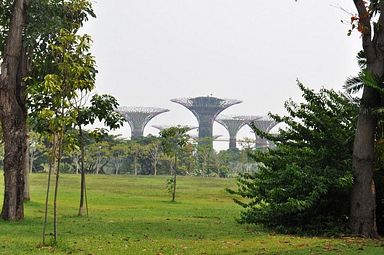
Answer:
[229, 82, 358, 235]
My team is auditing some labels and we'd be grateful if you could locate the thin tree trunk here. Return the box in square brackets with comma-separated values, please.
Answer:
[0, 0, 30, 220]
[153, 157, 157, 176]
[134, 155, 138, 175]
[78, 125, 86, 216]
[84, 177, 89, 216]
[24, 137, 30, 201]
[53, 127, 64, 241]
[53, 85, 67, 241]
[73, 155, 79, 174]
[172, 155, 177, 202]
[29, 143, 35, 174]
[42, 139, 55, 244]
[96, 156, 100, 174]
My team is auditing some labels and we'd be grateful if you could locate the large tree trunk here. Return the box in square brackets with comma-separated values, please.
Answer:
[0, 0, 29, 220]
[351, 87, 380, 237]
[350, 0, 384, 238]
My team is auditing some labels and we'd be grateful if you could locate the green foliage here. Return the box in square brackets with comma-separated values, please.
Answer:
[29, 28, 96, 136]
[160, 126, 190, 159]
[230, 82, 359, 235]
[78, 94, 124, 129]
[165, 176, 175, 194]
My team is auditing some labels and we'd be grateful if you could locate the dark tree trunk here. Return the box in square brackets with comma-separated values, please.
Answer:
[0, 0, 29, 220]
[350, 0, 384, 238]
[351, 86, 380, 237]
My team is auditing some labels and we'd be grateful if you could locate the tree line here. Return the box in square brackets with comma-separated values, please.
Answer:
[0, 130, 256, 178]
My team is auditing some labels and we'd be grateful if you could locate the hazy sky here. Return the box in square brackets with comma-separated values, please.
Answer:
[83, 0, 361, 150]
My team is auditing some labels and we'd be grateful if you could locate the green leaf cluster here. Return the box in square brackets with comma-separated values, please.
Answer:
[231, 82, 359, 235]
[77, 94, 125, 130]
[29, 28, 96, 133]
[160, 126, 190, 159]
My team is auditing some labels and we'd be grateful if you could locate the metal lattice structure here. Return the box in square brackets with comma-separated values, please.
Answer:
[190, 134, 222, 142]
[215, 115, 247, 150]
[171, 96, 241, 147]
[235, 115, 262, 124]
[253, 118, 278, 148]
[152, 124, 197, 132]
[241, 116, 278, 148]
[118, 106, 169, 139]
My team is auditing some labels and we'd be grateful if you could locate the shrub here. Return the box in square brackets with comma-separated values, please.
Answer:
[229, 82, 359, 235]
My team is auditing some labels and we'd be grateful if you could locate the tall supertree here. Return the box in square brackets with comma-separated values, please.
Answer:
[152, 124, 197, 132]
[215, 115, 247, 150]
[171, 96, 241, 147]
[118, 107, 169, 139]
[238, 116, 277, 148]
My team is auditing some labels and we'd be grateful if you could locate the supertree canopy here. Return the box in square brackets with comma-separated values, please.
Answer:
[237, 115, 277, 148]
[171, 96, 241, 147]
[215, 115, 247, 150]
[118, 106, 169, 139]
[152, 124, 197, 132]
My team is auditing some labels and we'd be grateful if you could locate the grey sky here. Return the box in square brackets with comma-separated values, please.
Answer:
[84, 0, 361, 150]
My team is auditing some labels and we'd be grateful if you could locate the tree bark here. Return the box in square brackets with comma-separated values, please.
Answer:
[351, 87, 379, 237]
[0, 0, 29, 220]
[350, 0, 384, 238]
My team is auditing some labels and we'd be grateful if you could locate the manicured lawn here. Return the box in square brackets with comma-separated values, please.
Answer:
[0, 174, 383, 254]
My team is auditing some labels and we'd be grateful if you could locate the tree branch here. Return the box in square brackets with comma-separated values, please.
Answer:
[354, 0, 375, 59]
[372, 3, 384, 58]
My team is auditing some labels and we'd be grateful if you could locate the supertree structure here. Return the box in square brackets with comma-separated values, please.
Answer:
[235, 115, 262, 126]
[215, 115, 247, 150]
[171, 96, 241, 147]
[190, 134, 222, 141]
[118, 106, 169, 139]
[237, 115, 277, 148]
[254, 117, 278, 148]
[152, 124, 197, 132]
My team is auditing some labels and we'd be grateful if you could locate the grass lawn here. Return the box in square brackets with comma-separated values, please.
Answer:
[0, 174, 383, 254]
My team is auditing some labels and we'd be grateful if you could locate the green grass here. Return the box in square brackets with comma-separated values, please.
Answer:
[0, 174, 383, 254]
